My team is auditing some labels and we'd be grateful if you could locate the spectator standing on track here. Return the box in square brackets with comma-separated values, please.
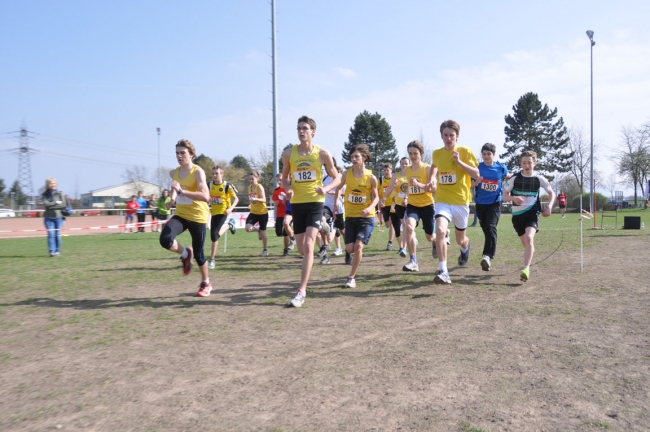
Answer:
[149, 193, 158, 232]
[135, 191, 147, 233]
[42, 178, 68, 257]
[125, 195, 139, 233]
[159, 139, 212, 297]
[558, 190, 567, 218]
[156, 189, 172, 229]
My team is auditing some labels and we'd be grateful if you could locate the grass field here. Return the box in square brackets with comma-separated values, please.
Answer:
[1, 210, 649, 431]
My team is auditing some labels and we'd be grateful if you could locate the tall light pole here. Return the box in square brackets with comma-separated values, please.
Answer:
[586, 30, 595, 228]
[271, 0, 279, 187]
[157, 127, 161, 192]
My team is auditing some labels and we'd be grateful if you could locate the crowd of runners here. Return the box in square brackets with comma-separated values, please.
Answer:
[158, 116, 556, 307]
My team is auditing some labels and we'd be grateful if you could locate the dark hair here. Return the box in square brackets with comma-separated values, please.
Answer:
[481, 143, 496, 154]
[176, 139, 196, 157]
[407, 140, 424, 156]
[350, 144, 372, 162]
[297, 115, 316, 131]
[439, 119, 460, 136]
[520, 150, 537, 163]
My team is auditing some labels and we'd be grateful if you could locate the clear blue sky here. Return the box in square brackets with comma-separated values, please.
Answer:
[1, 0, 649, 198]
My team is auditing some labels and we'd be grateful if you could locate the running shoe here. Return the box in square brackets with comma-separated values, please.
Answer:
[386, 242, 393, 251]
[398, 247, 407, 258]
[181, 247, 193, 276]
[196, 281, 212, 297]
[208, 259, 216, 270]
[282, 248, 289, 257]
[333, 248, 343, 256]
[319, 217, 330, 235]
[320, 254, 330, 265]
[480, 256, 491, 272]
[326, 243, 332, 251]
[288, 237, 296, 250]
[446, 229, 451, 245]
[288, 291, 305, 308]
[520, 268, 530, 282]
[345, 253, 352, 265]
[317, 245, 327, 258]
[402, 260, 419, 272]
[345, 277, 356, 288]
[261, 249, 268, 257]
[458, 242, 470, 266]
[434, 270, 452, 284]
[431, 241, 438, 259]
[562, 214, 565, 219]
[228, 218, 237, 234]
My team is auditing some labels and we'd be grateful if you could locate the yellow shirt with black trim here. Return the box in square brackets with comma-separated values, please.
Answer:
[379, 177, 391, 200]
[173, 165, 209, 224]
[344, 168, 375, 218]
[248, 184, 268, 215]
[289, 144, 324, 204]
[209, 181, 238, 216]
[432, 145, 478, 205]
[404, 164, 434, 207]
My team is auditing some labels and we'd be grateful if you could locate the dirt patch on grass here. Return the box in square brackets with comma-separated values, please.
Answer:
[1, 234, 649, 431]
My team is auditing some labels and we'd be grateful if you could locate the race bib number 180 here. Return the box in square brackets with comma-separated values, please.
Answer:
[348, 194, 367, 204]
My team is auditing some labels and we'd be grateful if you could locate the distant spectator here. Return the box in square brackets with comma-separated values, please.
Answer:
[156, 189, 172, 229]
[149, 193, 158, 232]
[125, 195, 139, 233]
[135, 191, 148, 233]
[558, 190, 567, 218]
[41, 178, 68, 257]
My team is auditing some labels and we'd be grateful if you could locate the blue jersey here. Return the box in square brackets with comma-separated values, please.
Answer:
[136, 197, 148, 213]
[475, 162, 508, 205]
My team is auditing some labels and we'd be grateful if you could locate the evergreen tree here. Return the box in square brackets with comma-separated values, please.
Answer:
[10, 181, 28, 206]
[501, 92, 573, 181]
[342, 111, 398, 177]
[192, 154, 215, 180]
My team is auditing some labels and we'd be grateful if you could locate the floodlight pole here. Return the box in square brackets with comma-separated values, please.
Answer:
[157, 127, 161, 193]
[587, 30, 596, 228]
[271, 0, 279, 187]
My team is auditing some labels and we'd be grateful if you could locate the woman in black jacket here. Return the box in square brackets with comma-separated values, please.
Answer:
[42, 178, 67, 256]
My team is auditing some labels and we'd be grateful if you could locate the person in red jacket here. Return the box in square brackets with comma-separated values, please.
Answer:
[558, 190, 567, 218]
[125, 195, 139, 233]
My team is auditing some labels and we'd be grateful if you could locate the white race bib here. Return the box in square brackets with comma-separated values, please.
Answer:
[409, 185, 424, 195]
[480, 179, 498, 192]
[210, 196, 223, 205]
[294, 170, 316, 182]
[348, 194, 367, 204]
[439, 171, 456, 185]
[176, 194, 192, 205]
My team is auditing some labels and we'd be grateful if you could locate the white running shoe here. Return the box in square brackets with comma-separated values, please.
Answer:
[208, 259, 216, 270]
[446, 229, 451, 245]
[289, 291, 305, 307]
[345, 277, 356, 288]
[316, 245, 327, 258]
[261, 249, 268, 257]
[386, 242, 393, 251]
[288, 238, 296, 250]
[480, 256, 491, 271]
[434, 270, 452, 284]
[320, 254, 330, 264]
[402, 260, 419, 272]
[333, 248, 343, 256]
[398, 247, 407, 258]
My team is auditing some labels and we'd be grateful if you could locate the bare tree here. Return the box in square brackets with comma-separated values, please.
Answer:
[418, 129, 433, 164]
[567, 125, 597, 193]
[616, 124, 650, 205]
[600, 173, 618, 201]
[122, 165, 150, 195]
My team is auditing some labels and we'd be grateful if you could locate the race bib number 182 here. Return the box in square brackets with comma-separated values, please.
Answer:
[294, 169, 315, 182]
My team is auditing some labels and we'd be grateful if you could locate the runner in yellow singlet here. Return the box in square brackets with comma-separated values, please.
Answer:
[281, 115, 339, 308]
[245, 171, 269, 256]
[207, 165, 239, 269]
[429, 120, 479, 285]
[380, 156, 410, 258]
[378, 163, 395, 251]
[334, 144, 379, 288]
[159, 139, 212, 297]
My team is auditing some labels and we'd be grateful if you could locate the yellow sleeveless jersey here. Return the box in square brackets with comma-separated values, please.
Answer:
[248, 184, 268, 215]
[432, 145, 478, 205]
[405, 163, 434, 207]
[379, 177, 391, 200]
[173, 165, 209, 224]
[394, 173, 408, 206]
[209, 181, 237, 216]
[344, 168, 375, 218]
[290, 144, 324, 204]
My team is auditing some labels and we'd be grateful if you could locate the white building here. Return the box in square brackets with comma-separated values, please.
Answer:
[80, 181, 161, 208]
